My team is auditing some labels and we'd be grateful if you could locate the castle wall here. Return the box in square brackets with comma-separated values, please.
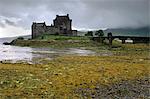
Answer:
[54, 20, 71, 31]
[32, 24, 36, 39]
[53, 14, 72, 35]
[32, 23, 46, 39]
[46, 26, 59, 34]
[67, 19, 72, 30]
[72, 30, 77, 36]
[32, 14, 77, 39]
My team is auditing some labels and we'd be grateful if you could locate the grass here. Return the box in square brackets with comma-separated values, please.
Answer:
[11, 39, 109, 50]
[2, 35, 150, 98]
[11, 35, 102, 48]
[36, 35, 90, 41]
[0, 43, 149, 98]
[12, 39, 105, 49]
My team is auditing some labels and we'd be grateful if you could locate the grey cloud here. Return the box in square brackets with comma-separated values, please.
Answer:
[4, 19, 16, 26]
[0, 17, 5, 28]
[0, 0, 149, 30]
[0, 23, 5, 28]
[77, 0, 149, 28]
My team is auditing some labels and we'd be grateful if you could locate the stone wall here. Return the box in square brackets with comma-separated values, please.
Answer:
[46, 26, 59, 35]
[72, 30, 78, 36]
[32, 22, 46, 39]
[32, 14, 77, 39]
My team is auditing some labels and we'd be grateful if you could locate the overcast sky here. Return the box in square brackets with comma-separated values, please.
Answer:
[0, 0, 149, 38]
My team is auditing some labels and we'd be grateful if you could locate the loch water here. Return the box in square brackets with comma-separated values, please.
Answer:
[0, 38, 98, 64]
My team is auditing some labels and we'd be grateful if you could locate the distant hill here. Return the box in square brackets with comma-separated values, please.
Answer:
[0, 35, 31, 39]
[0, 35, 31, 44]
[0, 26, 149, 43]
[19, 35, 31, 39]
[0, 37, 16, 44]
[104, 27, 149, 37]
[77, 31, 87, 36]
[77, 27, 149, 37]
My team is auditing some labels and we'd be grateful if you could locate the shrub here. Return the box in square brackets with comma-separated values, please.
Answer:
[85, 31, 93, 37]
[17, 37, 24, 40]
[95, 30, 104, 37]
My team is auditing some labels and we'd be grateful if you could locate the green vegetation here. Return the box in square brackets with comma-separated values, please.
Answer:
[0, 43, 149, 98]
[17, 37, 24, 40]
[85, 31, 93, 37]
[11, 35, 107, 49]
[95, 30, 104, 37]
[36, 35, 89, 41]
[11, 39, 105, 49]
[3, 34, 149, 98]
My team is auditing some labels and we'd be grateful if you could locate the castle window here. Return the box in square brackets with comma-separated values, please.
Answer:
[60, 27, 63, 30]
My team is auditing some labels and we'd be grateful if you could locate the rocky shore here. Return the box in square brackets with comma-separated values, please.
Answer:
[77, 77, 149, 98]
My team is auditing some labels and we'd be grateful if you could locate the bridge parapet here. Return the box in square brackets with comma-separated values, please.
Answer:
[92, 33, 150, 44]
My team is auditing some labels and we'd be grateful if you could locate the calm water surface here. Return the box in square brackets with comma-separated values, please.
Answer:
[0, 38, 114, 64]
[0, 38, 97, 64]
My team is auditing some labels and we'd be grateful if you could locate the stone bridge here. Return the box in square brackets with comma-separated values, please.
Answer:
[92, 33, 150, 45]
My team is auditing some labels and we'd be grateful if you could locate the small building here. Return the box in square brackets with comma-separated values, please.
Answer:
[31, 14, 77, 39]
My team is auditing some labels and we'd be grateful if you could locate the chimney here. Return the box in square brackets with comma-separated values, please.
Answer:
[67, 14, 69, 17]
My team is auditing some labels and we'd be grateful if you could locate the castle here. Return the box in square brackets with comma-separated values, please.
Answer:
[32, 14, 77, 39]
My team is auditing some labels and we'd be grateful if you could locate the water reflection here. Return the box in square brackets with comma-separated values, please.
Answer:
[67, 48, 96, 56]
[0, 45, 34, 63]
[0, 44, 97, 64]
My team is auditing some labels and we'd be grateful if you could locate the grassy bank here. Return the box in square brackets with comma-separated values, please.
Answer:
[10, 35, 112, 51]
[35, 35, 90, 41]
[11, 39, 100, 48]
[0, 44, 149, 98]
[11, 35, 100, 48]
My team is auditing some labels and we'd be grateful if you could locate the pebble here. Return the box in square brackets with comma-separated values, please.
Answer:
[76, 77, 149, 98]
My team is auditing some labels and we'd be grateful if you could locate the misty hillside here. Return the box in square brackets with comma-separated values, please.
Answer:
[104, 27, 149, 37]
[0, 35, 31, 44]
[78, 27, 149, 37]
[0, 26, 149, 44]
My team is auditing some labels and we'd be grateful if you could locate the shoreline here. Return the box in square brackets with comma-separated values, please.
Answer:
[0, 54, 149, 98]
[0, 36, 149, 98]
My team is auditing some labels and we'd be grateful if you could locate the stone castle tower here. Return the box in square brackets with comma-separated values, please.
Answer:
[32, 14, 77, 39]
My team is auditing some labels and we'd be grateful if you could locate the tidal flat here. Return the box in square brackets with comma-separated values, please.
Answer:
[0, 43, 149, 98]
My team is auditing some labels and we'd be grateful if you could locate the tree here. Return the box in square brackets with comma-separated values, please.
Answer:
[95, 30, 104, 37]
[85, 31, 93, 36]
[17, 37, 24, 40]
